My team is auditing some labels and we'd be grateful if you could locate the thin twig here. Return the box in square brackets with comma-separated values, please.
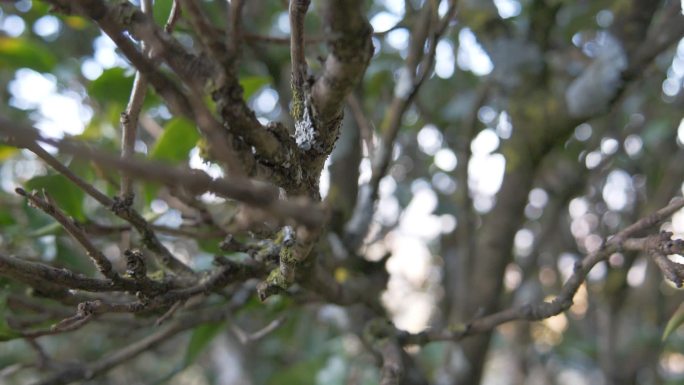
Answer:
[400, 196, 684, 345]
[120, 71, 147, 200]
[0, 119, 326, 228]
[451, 80, 490, 319]
[16, 189, 119, 281]
[231, 316, 286, 344]
[51, 0, 252, 176]
[244, 32, 324, 45]
[82, 222, 225, 239]
[0, 253, 170, 294]
[624, 232, 684, 287]
[26, 339, 53, 369]
[2, 120, 198, 277]
[35, 309, 230, 385]
[120, 0, 152, 200]
[345, 2, 458, 250]
[228, 0, 244, 59]
[155, 300, 184, 326]
[177, 0, 229, 69]
[346, 93, 374, 158]
[289, 0, 310, 106]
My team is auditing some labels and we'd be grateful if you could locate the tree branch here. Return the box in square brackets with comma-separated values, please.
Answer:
[345, 2, 457, 249]
[1, 121, 194, 277]
[15, 189, 119, 281]
[0, 253, 171, 294]
[34, 309, 230, 385]
[119, 0, 152, 200]
[304, 0, 373, 162]
[0, 118, 326, 228]
[401, 196, 684, 345]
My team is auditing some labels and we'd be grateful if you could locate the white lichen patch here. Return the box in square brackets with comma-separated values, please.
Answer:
[294, 105, 317, 151]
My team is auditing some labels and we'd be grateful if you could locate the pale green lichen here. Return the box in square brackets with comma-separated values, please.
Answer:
[291, 87, 305, 122]
[266, 268, 289, 289]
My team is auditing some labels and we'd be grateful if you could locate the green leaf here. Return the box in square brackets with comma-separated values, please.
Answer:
[663, 302, 684, 341]
[144, 118, 200, 203]
[0, 37, 57, 72]
[149, 118, 200, 163]
[239, 76, 271, 100]
[56, 237, 95, 275]
[88, 67, 135, 106]
[27, 222, 62, 238]
[196, 235, 225, 254]
[0, 207, 14, 227]
[153, 0, 174, 27]
[184, 322, 226, 366]
[25, 174, 85, 221]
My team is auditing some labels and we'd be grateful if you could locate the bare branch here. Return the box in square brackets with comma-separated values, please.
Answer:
[47, 1, 201, 118]
[245, 32, 324, 45]
[15, 189, 118, 281]
[346, 93, 375, 159]
[626, 3, 684, 79]
[119, 0, 153, 200]
[82, 221, 225, 240]
[345, 2, 456, 250]
[227, 0, 245, 59]
[289, 0, 310, 116]
[2, 122, 194, 277]
[231, 316, 286, 344]
[177, 0, 231, 69]
[0, 118, 326, 228]
[624, 232, 684, 287]
[445, 79, 491, 320]
[0, 253, 170, 294]
[154, 300, 184, 326]
[48, 0, 250, 175]
[120, 71, 147, 200]
[35, 310, 229, 385]
[307, 0, 373, 155]
[401, 196, 684, 345]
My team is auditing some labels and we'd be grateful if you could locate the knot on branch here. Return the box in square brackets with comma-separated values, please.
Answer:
[111, 195, 133, 215]
[256, 269, 289, 301]
[658, 231, 684, 255]
[77, 300, 101, 317]
[649, 231, 684, 288]
[125, 249, 147, 279]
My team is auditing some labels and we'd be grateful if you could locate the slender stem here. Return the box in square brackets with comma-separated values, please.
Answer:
[289, 0, 311, 118]
[1, 120, 195, 277]
[401, 197, 684, 345]
[35, 310, 229, 385]
[228, 0, 245, 59]
[16, 189, 119, 281]
[120, 71, 148, 200]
